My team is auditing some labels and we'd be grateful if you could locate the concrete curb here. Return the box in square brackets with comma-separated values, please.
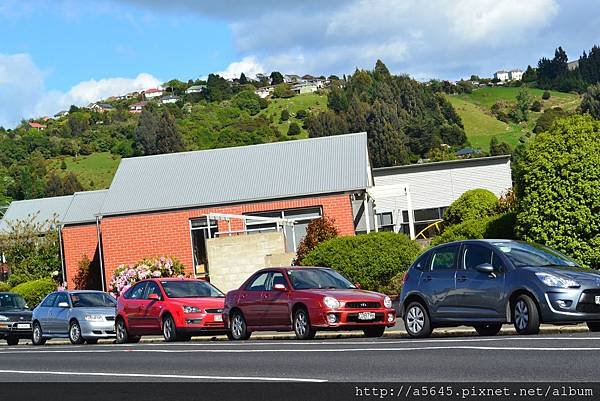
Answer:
[6, 324, 589, 346]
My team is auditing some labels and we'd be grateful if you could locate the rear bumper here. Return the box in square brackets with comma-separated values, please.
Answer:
[0, 322, 33, 338]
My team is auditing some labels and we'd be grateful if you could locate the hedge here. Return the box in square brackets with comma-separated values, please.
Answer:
[432, 212, 516, 246]
[444, 189, 499, 225]
[0, 281, 11, 292]
[300, 232, 422, 295]
[11, 278, 56, 308]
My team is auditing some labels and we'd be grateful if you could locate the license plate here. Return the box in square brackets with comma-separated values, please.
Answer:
[358, 312, 376, 321]
[214, 315, 223, 322]
[16, 323, 31, 329]
[595, 296, 600, 305]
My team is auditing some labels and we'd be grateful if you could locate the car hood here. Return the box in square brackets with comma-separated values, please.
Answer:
[72, 307, 116, 316]
[166, 297, 225, 309]
[523, 266, 600, 286]
[0, 310, 32, 322]
[299, 289, 385, 302]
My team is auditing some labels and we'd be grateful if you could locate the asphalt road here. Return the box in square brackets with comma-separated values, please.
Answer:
[0, 331, 599, 382]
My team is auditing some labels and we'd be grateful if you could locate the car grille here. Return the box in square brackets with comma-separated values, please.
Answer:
[346, 312, 385, 323]
[205, 308, 224, 314]
[576, 290, 600, 313]
[105, 316, 115, 321]
[345, 302, 380, 309]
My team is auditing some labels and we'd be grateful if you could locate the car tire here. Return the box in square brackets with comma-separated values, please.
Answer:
[162, 315, 178, 342]
[6, 336, 19, 346]
[115, 318, 140, 344]
[404, 301, 432, 338]
[513, 294, 540, 335]
[32, 321, 46, 346]
[86, 339, 99, 345]
[293, 308, 316, 340]
[363, 326, 386, 338]
[474, 323, 502, 336]
[69, 320, 85, 345]
[229, 311, 251, 341]
[587, 322, 600, 332]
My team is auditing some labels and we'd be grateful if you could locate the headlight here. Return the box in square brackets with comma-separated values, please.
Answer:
[183, 305, 202, 314]
[535, 272, 580, 288]
[383, 296, 393, 309]
[0, 315, 8, 321]
[323, 296, 340, 309]
[84, 315, 104, 322]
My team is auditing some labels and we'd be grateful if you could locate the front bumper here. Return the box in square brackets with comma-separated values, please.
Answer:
[0, 321, 33, 339]
[177, 312, 226, 335]
[541, 289, 600, 323]
[310, 307, 396, 329]
[80, 319, 116, 338]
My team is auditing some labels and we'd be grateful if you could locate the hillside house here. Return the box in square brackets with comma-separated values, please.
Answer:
[508, 69, 523, 81]
[161, 95, 180, 104]
[128, 101, 148, 113]
[493, 71, 510, 81]
[28, 122, 46, 130]
[143, 88, 163, 99]
[292, 83, 319, 94]
[255, 86, 274, 99]
[86, 103, 115, 112]
[185, 85, 206, 94]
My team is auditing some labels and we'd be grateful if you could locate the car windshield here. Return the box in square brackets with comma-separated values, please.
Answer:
[161, 281, 224, 298]
[491, 242, 579, 268]
[0, 293, 28, 310]
[287, 269, 356, 290]
[70, 292, 116, 308]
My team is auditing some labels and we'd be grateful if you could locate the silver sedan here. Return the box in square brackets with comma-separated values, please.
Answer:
[32, 290, 117, 345]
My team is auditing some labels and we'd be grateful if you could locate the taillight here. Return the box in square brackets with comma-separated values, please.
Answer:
[402, 271, 409, 284]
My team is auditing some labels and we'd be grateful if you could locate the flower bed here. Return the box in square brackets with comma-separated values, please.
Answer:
[109, 257, 185, 296]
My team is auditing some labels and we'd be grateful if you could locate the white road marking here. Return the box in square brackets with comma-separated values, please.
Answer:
[0, 369, 326, 382]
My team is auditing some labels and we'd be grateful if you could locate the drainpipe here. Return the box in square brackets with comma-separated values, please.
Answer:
[96, 216, 106, 292]
[58, 227, 66, 286]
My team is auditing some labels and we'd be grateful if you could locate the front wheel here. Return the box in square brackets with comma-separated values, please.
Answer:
[69, 321, 85, 345]
[363, 326, 385, 338]
[293, 308, 316, 340]
[229, 311, 251, 341]
[587, 322, 600, 332]
[6, 336, 19, 346]
[513, 294, 540, 335]
[474, 323, 502, 336]
[32, 322, 46, 346]
[404, 302, 432, 338]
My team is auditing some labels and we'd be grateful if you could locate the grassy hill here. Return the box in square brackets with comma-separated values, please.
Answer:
[48, 152, 121, 190]
[446, 87, 581, 151]
[258, 92, 327, 137]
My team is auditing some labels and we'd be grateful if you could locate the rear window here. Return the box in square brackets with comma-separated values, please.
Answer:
[411, 252, 430, 271]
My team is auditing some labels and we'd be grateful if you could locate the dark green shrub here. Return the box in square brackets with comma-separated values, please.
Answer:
[11, 278, 56, 308]
[432, 213, 516, 246]
[0, 281, 11, 292]
[280, 109, 290, 122]
[300, 232, 422, 295]
[530, 100, 543, 112]
[295, 109, 307, 119]
[542, 90, 551, 100]
[444, 189, 499, 225]
[287, 122, 301, 136]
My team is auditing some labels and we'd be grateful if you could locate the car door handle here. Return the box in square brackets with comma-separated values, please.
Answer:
[457, 276, 467, 282]
[423, 275, 432, 282]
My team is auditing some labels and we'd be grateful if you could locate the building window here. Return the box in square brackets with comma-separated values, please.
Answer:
[400, 207, 446, 238]
[245, 207, 322, 251]
[190, 218, 218, 278]
[376, 212, 394, 232]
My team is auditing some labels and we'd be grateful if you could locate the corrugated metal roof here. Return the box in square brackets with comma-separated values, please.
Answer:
[0, 195, 73, 233]
[62, 190, 108, 225]
[99, 133, 369, 216]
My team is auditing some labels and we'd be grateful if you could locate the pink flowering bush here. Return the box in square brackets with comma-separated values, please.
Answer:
[108, 257, 186, 296]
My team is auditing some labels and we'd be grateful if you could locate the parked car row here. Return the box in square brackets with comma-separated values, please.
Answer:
[2, 239, 600, 346]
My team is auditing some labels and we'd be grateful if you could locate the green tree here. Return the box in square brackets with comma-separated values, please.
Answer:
[232, 90, 261, 115]
[60, 159, 67, 170]
[287, 122, 301, 136]
[133, 108, 159, 155]
[270, 71, 284, 85]
[489, 137, 512, 156]
[512, 87, 532, 122]
[45, 173, 64, 197]
[533, 107, 569, 133]
[515, 115, 600, 268]
[280, 109, 290, 122]
[62, 172, 84, 195]
[295, 217, 338, 265]
[156, 110, 185, 154]
[205, 74, 232, 102]
[272, 83, 294, 98]
[238, 72, 248, 85]
[542, 90, 551, 100]
[579, 83, 600, 119]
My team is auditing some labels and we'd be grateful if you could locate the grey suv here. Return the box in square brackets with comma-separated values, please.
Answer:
[399, 240, 600, 338]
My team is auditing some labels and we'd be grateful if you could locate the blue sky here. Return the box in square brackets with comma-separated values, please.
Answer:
[1, 0, 599, 127]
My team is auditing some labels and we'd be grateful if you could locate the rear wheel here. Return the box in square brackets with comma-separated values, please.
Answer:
[293, 308, 316, 340]
[587, 322, 600, 332]
[115, 318, 140, 344]
[6, 336, 19, 346]
[513, 294, 540, 335]
[404, 302, 432, 338]
[229, 311, 251, 341]
[474, 323, 502, 336]
[32, 321, 46, 346]
[69, 320, 85, 345]
[162, 315, 177, 342]
[363, 326, 385, 338]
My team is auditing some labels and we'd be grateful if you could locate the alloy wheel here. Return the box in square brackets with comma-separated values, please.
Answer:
[406, 306, 425, 334]
[32, 322, 46, 345]
[69, 321, 84, 345]
[295, 311, 307, 337]
[515, 300, 529, 331]
[231, 314, 244, 339]
[116, 319, 127, 343]
[163, 316, 176, 342]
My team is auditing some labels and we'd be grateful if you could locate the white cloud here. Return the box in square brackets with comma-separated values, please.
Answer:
[0, 53, 161, 128]
[215, 56, 265, 79]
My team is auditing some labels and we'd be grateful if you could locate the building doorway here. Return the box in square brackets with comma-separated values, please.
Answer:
[190, 218, 218, 279]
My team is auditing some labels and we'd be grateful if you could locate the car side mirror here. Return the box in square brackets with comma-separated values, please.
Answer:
[475, 263, 494, 274]
[273, 283, 287, 291]
[58, 302, 69, 308]
[148, 293, 161, 301]
[354, 282, 362, 289]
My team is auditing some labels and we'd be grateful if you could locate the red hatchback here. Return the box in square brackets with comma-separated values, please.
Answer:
[115, 278, 227, 343]
[223, 267, 396, 340]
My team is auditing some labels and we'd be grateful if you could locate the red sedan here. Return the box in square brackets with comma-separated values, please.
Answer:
[223, 267, 396, 340]
[115, 278, 227, 343]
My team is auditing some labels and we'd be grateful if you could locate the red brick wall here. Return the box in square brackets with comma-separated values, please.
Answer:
[61, 224, 99, 289]
[100, 193, 355, 287]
